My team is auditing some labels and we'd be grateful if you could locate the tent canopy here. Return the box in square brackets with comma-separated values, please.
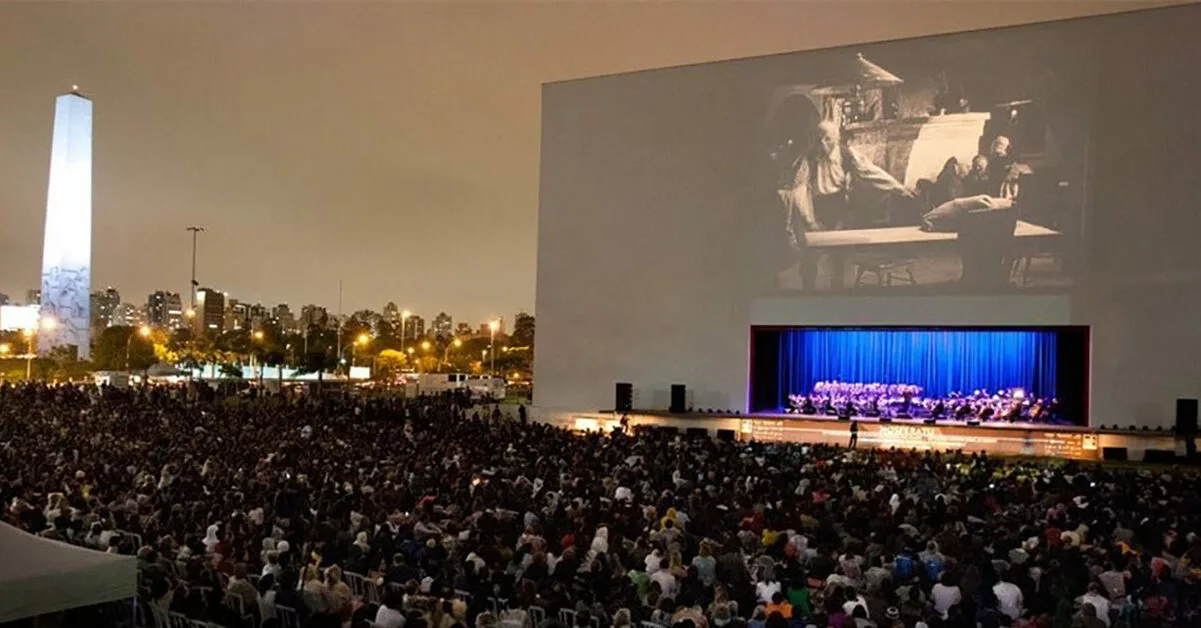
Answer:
[0, 522, 136, 623]
[146, 362, 185, 377]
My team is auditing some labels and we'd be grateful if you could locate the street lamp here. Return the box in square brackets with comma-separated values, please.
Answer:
[125, 325, 152, 372]
[22, 328, 35, 380]
[442, 337, 462, 371]
[252, 330, 265, 384]
[353, 334, 372, 378]
[400, 310, 411, 350]
[20, 317, 57, 381]
[488, 319, 500, 377]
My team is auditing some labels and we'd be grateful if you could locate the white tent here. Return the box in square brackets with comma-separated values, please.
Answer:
[0, 522, 137, 623]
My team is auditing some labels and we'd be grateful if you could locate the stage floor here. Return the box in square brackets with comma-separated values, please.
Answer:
[560, 411, 1179, 461]
[750, 412, 1084, 431]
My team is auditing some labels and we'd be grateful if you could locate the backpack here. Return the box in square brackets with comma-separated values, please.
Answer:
[924, 557, 946, 582]
[894, 553, 917, 581]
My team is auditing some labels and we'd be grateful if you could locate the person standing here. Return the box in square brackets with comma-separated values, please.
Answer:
[849, 419, 860, 449]
[780, 121, 914, 290]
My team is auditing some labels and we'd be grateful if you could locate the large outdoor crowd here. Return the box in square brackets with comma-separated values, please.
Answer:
[2, 382, 1201, 628]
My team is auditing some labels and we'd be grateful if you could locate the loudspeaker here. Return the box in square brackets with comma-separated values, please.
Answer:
[1176, 398, 1198, 434]
[879, 417, 892, 423]
[716, 429, 736, 442]
[1144, 449, 1176, 464]
[923, 418, 937, 425]
[615, 383, 633, 412]
[1102, 447, 1128, 461]
[686, 427, 708, 439]
[670, 384, 687, 414]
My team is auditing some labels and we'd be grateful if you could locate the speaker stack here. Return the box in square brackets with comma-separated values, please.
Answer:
[615, 383, 633, 412]
[1176, 398, 1198, 434]
[670, 384, 687, 414]
[1178, 398, 1198, 460]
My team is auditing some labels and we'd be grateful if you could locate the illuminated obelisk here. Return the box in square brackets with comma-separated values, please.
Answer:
[39, 89, 92, 359]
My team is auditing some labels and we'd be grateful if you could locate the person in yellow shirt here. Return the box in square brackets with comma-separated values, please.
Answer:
[765, 592, 793, 619]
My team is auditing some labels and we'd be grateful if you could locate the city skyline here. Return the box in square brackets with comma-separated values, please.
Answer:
[42, 281, 524, 338]
[0, 2, 1162, 321]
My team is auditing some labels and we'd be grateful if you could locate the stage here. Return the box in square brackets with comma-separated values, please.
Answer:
[555, 410, 1181, 462]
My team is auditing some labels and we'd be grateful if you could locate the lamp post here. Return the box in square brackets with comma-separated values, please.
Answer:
[186, 226, 205, 314]
[252, 330, 265, 385]
[400, 310, 411, 351]
[442, 337, 462, 371]
[125, 325, 152, 373]
[27, 317, 56, 381]
[22, 329, 34, 380]
[488, 319, 500, 377]
[354, 333, 370, 369]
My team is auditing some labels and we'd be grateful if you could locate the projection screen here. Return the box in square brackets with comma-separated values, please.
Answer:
[536, 4, 1201, 428]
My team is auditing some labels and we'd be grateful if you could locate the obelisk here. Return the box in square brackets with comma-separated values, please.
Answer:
[39, 88, 92, 359]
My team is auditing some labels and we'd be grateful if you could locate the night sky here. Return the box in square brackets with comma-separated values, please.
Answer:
[0, 1, 1164, 324]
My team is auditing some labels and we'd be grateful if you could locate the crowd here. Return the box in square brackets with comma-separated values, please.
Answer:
[2, 381, 1201, 628]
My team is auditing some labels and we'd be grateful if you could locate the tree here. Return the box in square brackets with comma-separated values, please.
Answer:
[91, 326, 156, 371]
[294, 324, 339, 392]
[374, 349, 409, 382]
[511, 313, 535, 348]
[168, 328, 209, 378]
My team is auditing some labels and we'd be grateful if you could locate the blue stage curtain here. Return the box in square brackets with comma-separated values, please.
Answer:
[777, 328, 1057, 405]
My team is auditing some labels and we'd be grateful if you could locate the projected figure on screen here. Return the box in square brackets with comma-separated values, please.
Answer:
[781, 121, 915, 290]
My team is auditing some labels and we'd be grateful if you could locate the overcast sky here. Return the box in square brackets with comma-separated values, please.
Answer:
[0, 0, 1167, 325]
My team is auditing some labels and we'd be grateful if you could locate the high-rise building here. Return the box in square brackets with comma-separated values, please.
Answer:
[479, 318, 506, 338]
[91, 287, 120, 330]
[404, 315, 426, 341]
[382, 302, 400, 325]
[26, 289, 41, 306]
[227, 299, 250, 331]
[432, 312, 453, 338]
[0, 293, 8, 306]
[300, 305, 328, 330]
[111, 302, 144, 327]
[273, 304, 297, 332]
[245, 303, 268, 330]
[195, 287, 225, 334]
[147, 291, 183, 329]
[39, 91, 93, 359]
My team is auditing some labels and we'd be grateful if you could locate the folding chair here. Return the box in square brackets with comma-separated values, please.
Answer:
[274, 605, 301, 628]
